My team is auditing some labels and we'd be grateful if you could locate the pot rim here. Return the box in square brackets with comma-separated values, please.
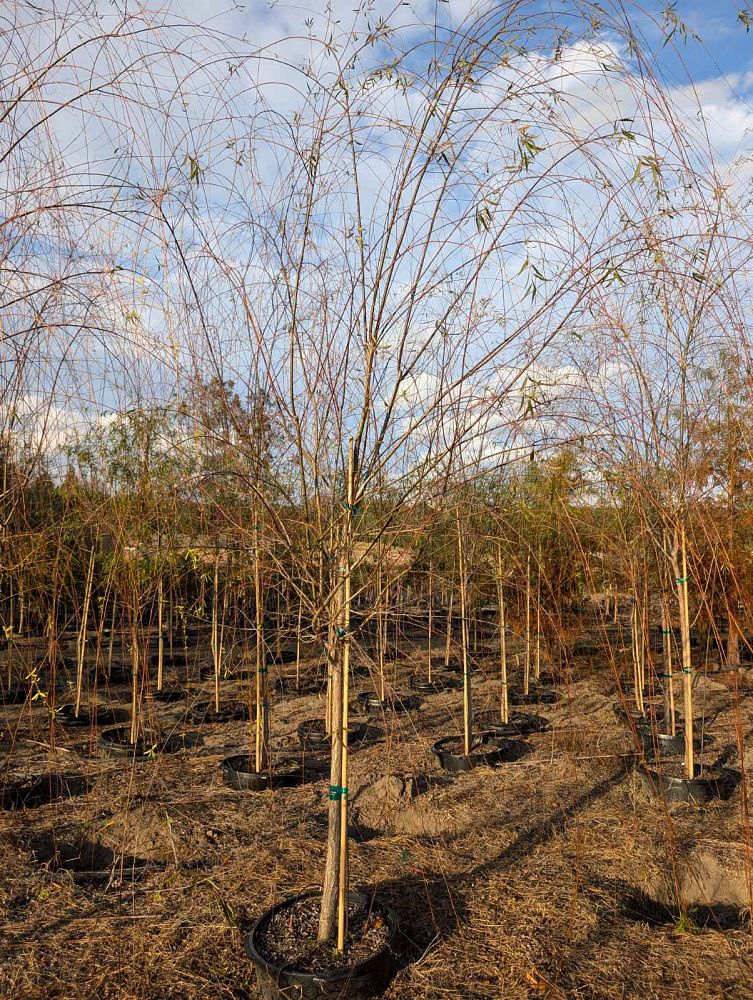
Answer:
[245, 889, 397, 985]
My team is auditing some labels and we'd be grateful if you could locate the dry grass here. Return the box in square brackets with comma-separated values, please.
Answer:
[1, 641, 752, 999]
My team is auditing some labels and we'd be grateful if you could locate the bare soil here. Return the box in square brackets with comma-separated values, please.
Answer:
[254, 895, 391, 974]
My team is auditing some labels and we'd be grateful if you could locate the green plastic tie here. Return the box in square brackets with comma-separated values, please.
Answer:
[675, 577, 687, 584]
[682, 668, 692, 675]
[336, 627, 351, 638]
[329, 785, 348, 801]
[661, 629, 672, 635]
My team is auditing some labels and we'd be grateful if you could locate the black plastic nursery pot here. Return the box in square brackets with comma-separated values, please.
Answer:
[102, 664, 132, 684]
[188, 701, 253, 725]
[56, 704, 130, 728]
[476, 711, 550, 737]
[432, 734, 521, 772]
[1, 772, 90, 810]
[433, 656, 461, 671]
[98, 727, 153, 760]
[160, 730, 204, 753]
[535, 672, 560, 687]
[275, 674, 323, 696]
[350, 664, 372, 680]
[637, 760, 726, 804]
[357, 692, 421, 715]
[151, 651, 190, 668]
[409, 672, 462, 694]
[297, 719, 367, 753]
[639, 729, 708, 759]
[220, 754, 318, 791]
[1, 684, 29, 705]
[151, 686, 187, 703]
[508, 687, 559, 706]
[612, 699, 666, 725]
[267, 648, 298, 665]
[245, 890, 397, 1000]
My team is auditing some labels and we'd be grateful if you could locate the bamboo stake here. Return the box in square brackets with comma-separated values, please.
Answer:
[130, 615, 139, 745]
[534, 594, 541, 681]
[74, 546, 95, 718]
[219, 558, 229, 693]
[377, 550, 385, 698]
[497, 546, 508, 725]
[427, 561, 433, 683]
[168, 588, 174, 660]
[212, 553, 220, 713]
[444, 591, 453, 665]
[254, 514, 268, 772]
[275, 585, 283, 661]
[631, 601, 645, 716]
[157, 573, 164, 692]
[295, 593, 303, 689]
[661, 596, 676, 736]
[457, 509, 472, 756]
[337, 439, 355, 953]
[534, 545, 541, 680]
[677, 528, 694, 778]
[107, 597, 116, 678]
[524, 552, 531, 696]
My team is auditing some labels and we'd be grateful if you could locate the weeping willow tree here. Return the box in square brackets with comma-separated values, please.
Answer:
[2, 0, 746, 956]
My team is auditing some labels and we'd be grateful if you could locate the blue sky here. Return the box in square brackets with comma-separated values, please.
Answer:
[5, 0, 753, 474]
[640, 3, 753, 80]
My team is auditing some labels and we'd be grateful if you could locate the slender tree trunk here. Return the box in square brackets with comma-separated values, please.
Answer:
[319, 440, 356, 948]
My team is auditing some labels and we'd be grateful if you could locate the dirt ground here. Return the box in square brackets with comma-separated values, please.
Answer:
[1, 635, 753, 1000]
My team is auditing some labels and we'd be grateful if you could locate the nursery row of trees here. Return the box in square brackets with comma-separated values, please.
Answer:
[4, 0, 753, 957]
[2, 371, 753, 656]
